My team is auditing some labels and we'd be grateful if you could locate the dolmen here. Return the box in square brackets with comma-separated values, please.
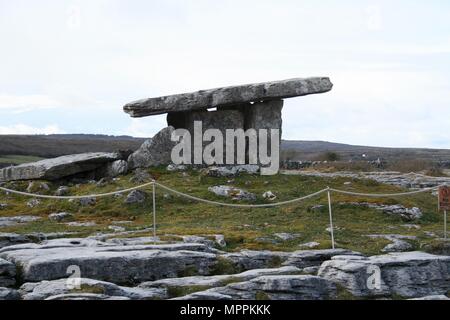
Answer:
[124, 77, 333, 174]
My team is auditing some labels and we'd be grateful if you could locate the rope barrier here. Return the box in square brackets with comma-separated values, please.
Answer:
[0, 182, 155, 200]
[0, 180, 443, 204]
[1, 176, 446, 248]
[154, 182, 328, 208]
[329, 185, 442, 198]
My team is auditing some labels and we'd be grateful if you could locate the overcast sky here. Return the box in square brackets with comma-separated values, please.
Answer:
[0, 0, 449, 148]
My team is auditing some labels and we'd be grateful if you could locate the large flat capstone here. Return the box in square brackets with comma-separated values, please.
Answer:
[0, 152, 124, 181]
[124, 77, 333, 117]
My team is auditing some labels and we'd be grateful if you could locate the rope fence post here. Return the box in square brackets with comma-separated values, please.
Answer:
[326, 187, 336, 249]
[445, 210, 447, 240]
[152, 180, 156, 242]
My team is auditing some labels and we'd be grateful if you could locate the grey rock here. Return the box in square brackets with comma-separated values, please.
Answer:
[0, 215, 41, 228]
[302, 266, 320, 275]
[401, 224, 421, 230]
[166, 164, 187, 172]
[124, 77, 333, 117]
[340, 202, 423, 220]
[48, 212, 73, 222]
[128, 127, 176, 169]
[382, 240, 413, 253]
[0, 152, 123, 181]
[20, 278, 167, 300]
[0, 241, 218, 284]
[318, 251, 450, 298]
[208, 185, 256, 201]
[0, 204, 7, 210]
[65, 222, 97, 227]
[79, 197, 96, 206]
[263, 191, 277, 201]
[140, 266, 301, 292]
[180, 235, 215, 248]
[54, 186, 69, 196]
[290, 171, 450, 190]
[299, 242, 321, 249]
[26, 181, 50, 193]
[26, 198, 41, 208]
[283, 249, 361, 268]
[221, 250, 291, 271]
[0, 232, 77, 249]
[108, 226, 126, 233]
[409, 295, 450, 300]
[173, 291, 232, 300]
[379, 205, 423, 220]
[424, 231, 437, 238]
[105, 237, 161, 246]
[129, 168, 152, 183]
[366, 234, 415, 253]
[274, 233, 300, 241]
[175, 275, 337, 300]
[206, 165, 260, 177]
[101, 160, 128, 178]
[124, 190, 147, 204]
[0, 287, 20, 300]
[0, 258, 16, 287]
[45, 293, 130, 300]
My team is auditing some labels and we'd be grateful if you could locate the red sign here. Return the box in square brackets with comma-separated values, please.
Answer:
[439, 186, 450, 211]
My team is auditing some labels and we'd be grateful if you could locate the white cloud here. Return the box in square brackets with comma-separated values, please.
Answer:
[0, 94, 60, 113]
[119, 117, 166, 138]
[0, 124, 65, 135]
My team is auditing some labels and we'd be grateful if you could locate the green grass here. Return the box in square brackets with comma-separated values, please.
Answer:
[0, 166, 447, 255]
[0, 155, 44, 165]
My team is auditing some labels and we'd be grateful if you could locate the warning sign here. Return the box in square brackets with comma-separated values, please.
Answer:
[439, 186, 450, 211]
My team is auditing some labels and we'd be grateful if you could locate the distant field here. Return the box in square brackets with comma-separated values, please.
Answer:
[0, 134, 146, 158]
[0, 155, 44, 165]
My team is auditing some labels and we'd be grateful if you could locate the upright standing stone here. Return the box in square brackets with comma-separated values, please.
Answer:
[245, 100, 283, 165]
[128, 126, 176, 169]
[184, 110, 245, 164]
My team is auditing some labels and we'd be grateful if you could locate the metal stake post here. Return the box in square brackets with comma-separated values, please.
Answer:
[445, 210, 447, 240]
[327, 187, 336, 249]
[152, 181, 156, 241]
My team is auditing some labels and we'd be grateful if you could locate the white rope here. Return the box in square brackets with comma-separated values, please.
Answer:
[0, 179, 445, 206]
[329, 185, 442, 198]
[154, 182, 328, 208]
[0, 182, 155, 200]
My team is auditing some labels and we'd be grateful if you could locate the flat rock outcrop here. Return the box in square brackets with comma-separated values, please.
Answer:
[139, 266, 301, 292]
[124, 77, 333, 117]
[0, 258, 16, 287]
[0, 152, 124, 181]
[0, 240, 218, 284]
[0, 287, 20, 300]
[174, 275, 337, 300]
[318, 251, 450, 298]
[19, 278, 167, 300]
